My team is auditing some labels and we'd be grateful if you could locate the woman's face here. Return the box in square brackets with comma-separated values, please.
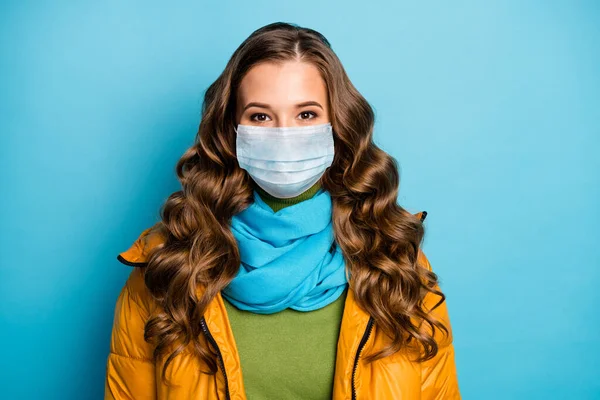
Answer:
[235, 61, 330, 127]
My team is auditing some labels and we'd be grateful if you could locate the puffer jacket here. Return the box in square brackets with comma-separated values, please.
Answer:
[104, 211, 461, 399]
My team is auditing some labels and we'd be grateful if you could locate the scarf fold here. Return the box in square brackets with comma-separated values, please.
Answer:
[222, 187, 348, 314]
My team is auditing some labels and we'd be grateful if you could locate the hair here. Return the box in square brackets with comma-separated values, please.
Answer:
[141, 21, 449, 384]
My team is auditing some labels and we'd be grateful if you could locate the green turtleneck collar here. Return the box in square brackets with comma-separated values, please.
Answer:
[255, 180, 323, 213]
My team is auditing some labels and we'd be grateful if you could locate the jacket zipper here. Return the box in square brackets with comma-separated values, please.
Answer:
[351, 316, 374, 400]
[200, 316, 231, 400]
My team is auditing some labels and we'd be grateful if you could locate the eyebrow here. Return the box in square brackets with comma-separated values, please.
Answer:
[243, 101, 324, 111]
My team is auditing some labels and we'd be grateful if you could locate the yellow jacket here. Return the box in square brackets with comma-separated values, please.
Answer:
[104, 211, 461, 399]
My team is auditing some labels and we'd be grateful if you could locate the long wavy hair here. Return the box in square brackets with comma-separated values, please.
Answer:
[142, 21, 449, 384]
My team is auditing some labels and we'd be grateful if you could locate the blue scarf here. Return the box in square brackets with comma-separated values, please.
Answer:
[222, 187, 348, 314]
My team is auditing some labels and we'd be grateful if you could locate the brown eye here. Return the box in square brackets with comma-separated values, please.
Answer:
[250, 113, 270, 122]
[299, 111, 317, 120]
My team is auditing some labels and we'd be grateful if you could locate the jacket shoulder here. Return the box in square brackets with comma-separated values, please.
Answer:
[416, 256, 454, 348]
[116, 224, 166, 311]
[122, 266, 157, 314]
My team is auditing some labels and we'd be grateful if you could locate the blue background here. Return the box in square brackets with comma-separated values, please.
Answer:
[1, 1, 598, 399]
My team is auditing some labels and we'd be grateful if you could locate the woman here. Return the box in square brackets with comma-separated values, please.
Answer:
[105, 22, 460, 399]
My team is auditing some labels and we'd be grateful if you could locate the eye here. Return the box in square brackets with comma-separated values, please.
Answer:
[250, 113, 271, 122]
[299, 111, 318, 120]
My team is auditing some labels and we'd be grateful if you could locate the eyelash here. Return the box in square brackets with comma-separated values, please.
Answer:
[250, 111, 318, 122]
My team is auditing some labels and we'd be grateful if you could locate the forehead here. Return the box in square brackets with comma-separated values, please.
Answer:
[237, 61, 327, 106]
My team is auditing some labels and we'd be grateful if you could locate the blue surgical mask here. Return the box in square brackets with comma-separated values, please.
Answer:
[234, 122, 335, 199]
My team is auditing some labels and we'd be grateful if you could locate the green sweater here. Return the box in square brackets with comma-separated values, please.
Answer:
[222, 181, 348, 399]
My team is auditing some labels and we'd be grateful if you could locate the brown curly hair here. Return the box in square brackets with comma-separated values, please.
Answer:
[140, 21, 449, 384]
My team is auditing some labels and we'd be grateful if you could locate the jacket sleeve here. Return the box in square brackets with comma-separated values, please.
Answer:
[418, 250, 461, 400]
[104, 268, 156, 400]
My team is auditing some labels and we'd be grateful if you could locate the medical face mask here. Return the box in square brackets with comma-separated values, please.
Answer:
[235, 122, 335, 199]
